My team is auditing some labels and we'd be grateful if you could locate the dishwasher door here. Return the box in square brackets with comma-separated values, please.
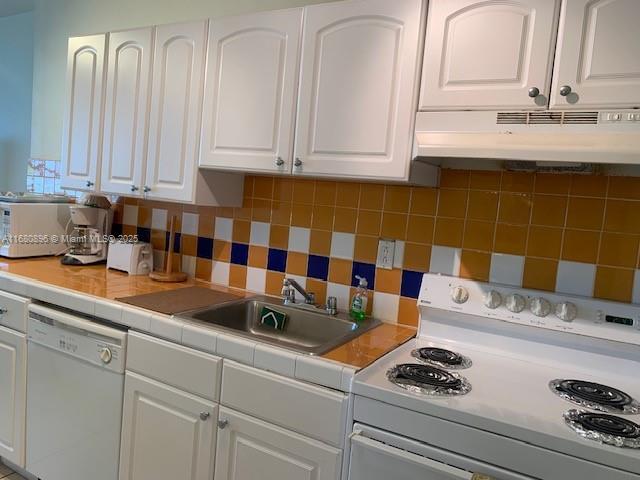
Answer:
[26, 305, 127, 480]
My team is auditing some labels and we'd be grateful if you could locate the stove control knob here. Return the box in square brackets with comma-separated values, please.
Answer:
[530, 297, 552, 317]
[483, 290, 502, 309]
[99, 347, 113, 364]
[450, 286, 469, 304]
[556, 302, 578, 322]
[505, 293, 526, 313]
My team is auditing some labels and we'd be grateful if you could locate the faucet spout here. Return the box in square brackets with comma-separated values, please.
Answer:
[283, 278, 315, 305]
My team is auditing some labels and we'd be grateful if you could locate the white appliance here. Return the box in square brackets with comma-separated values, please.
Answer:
[107, 241, 153, 275]
[0, 202, 72, 258]
[26, 304, 127, 480]
[413, 110, 640, 166]
[62, 197, 113, 266]
[350, 273, 640, 480]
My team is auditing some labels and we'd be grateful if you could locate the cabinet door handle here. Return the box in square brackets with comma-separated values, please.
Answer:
[559, 85, 572, 97]
[294, 158, 302, 167]
[143, 186, 151, 193]
[86, 181, 94, 188]
[275, 157, 285, 167]
[0, 308, 7, 315]
[528, 87, 540, 98]
[130, 185, 139, 192]
[200, 412, 210, 421]
[217, 419, 229, 429]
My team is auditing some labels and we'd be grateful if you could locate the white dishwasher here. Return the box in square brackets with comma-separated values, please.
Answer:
[26, 304, 127, 480]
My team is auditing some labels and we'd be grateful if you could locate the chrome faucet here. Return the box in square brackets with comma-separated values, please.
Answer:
[282, 278, 338, 315]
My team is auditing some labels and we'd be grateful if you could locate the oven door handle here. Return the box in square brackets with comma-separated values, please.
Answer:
[351, 433, 495, 480]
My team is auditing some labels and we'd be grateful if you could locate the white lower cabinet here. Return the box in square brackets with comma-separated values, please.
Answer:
[119, 372, 218, 480]
[0, 326, 26, 467]
[215, 407, 342, 480]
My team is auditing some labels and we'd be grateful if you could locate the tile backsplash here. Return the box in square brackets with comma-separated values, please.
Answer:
[114, 170, 640, 327]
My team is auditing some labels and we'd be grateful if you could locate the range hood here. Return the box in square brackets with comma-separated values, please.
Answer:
[414, 110, 640, 167]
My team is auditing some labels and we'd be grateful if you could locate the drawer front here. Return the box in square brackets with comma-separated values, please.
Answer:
[127, 331, 222, 402]
[221, 361, 348, 447]
[0, 290, 29, 333]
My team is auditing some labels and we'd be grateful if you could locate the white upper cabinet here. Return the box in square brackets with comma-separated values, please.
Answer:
[61, 34, 107, 191]
[201, 9, 303, 174]
[294, 0, 425, 181]
[419, 0, 560, 110]
[145, 20, 208, 202]
[100, 28, 153, 196]
[551, 0, 640, 109]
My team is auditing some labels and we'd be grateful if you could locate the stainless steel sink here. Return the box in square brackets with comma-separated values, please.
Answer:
[178, 296, 381, 355]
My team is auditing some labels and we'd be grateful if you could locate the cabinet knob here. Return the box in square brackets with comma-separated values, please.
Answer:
[143, 186, 151, 193]
[200, 412, 210, 421]
[528, 87, 540, 98]
[294, 158, 303, 167]
[0, 308, 7, 315]
[275, 157, 285, 167]
[86, 181, 94, 188]
[217, 419, 229, 429]
[130, 185, 139, 192]
[559, 85, 572, 97]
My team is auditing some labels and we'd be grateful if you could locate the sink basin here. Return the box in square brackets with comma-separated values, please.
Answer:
[178, 296, 381, 355]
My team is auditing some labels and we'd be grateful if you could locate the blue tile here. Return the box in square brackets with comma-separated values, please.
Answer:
[230, 242, 249, 265]
[267, 248, 288, 273]
[307, 255, 329, 281]
[173, 233, 182, 253]
[351, 262, 376, 290]
[401, 270, 423, 299]
[197, 237, 214, 260]
[136, 227, 150, 243]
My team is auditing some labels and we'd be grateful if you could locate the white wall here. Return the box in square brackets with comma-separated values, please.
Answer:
[0, 11, 33, 191]
[30, 0, 336, 161]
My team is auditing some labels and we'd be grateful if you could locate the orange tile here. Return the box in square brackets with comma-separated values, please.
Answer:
[604, 200, 640, 234]
[181, 234, 198, 256]
[271, 202, 292, 225]
[328, 258, 353, 285]
[598, 233, 639, 268]
[354, 235, 379, 263]
[232, 220, 251, 243]
[494, 224, 527, 255]
[336, 181, 361, 208]
[292, 179, 315, 204]
[527, 226, 562, 259]
[522, 258, 558, 291]
[469, 171, 501, 191]
[410, 187, 437, 215]
[459, 250, 491, 281]
[375, 268, 402, 294]
[122, 224, 136, 236]
[213, 240, 231, 262]
[360, 183, 385, 210]
[397, 297, 419, 327]
[269, 225, 289, 250]
[273, 177, 293, 202]
[243, 176, 254, 197]
[467, 190, 499, 221]
[356, 210, 382, 236]
[535, 173, 570, 195]
[253, 176, 274, 199]
[434, 218, 464, 248]
[314, 181, 337, 205]
[381, 213, 408, 240]
[286, 252, 308, 276]
[437, 189, 467, 218]
[229, 264, 247, 289]
[402, 243, 431, 272]
[150, 229, 166, 251]
[608, 176, 640, 200]
[248, 245, 268, 268]
[531, 195, 567, 227]
[312, 205, 334, 231]
[291, 204, 313, 228]
[195, 258, 213, 281]
[594, 266, 633, 302]
[384, 185, 411, 213]
[265, 271, 285, 296]
[498, 193, 532, 224]
[310, 229, 332, 256]
[234, 201, 251, 221]
[440, 169, 469, 189]
[334, 207, 357, 233]
[501, 172, 534, 193]
[566, 197, 605, 230]
[406, 215, 434, 244]
[306, 278, 327, 304]
[570, 175, 608, 197]
[251, 198, 271, 223]
[561, 229, 600, 264]
[463, 220, 494, 252]
[137, 206, 152, 228]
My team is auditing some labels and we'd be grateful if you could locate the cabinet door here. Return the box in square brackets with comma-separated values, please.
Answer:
[119, 372, 217, 480]
[551, 0, 640, 109]
[145, 21, 207, 202]
[419, 0, 560, 110]
[0, 327, 26, 468]
[201, 9, 303, 174]
[101, 28, 153, 196]
[60, 34, 107, 191]
[294, 0, 424, 181]
[215, 407, 342, 480]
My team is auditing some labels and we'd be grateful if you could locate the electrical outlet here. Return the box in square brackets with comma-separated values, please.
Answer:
[376, 239, 396, 270]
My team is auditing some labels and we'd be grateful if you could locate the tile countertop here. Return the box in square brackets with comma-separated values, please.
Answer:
[0, 257, 415, 371]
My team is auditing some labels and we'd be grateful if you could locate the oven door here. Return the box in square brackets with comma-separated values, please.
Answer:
[349, 424, 535, 480]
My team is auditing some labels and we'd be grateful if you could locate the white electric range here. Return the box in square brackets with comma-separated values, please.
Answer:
[350, 273, 640, 480]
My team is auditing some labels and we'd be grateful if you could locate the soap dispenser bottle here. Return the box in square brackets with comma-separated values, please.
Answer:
[350, 275, 369, 322]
